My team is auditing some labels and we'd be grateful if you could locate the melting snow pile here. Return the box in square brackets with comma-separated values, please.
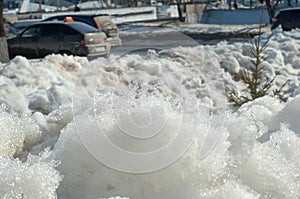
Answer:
[0, 27, 299, 198]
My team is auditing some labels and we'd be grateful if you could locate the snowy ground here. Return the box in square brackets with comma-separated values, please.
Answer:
[119, 22, 271, 34]
[1, 23, 300, 198]
[117, 23, 271, 47]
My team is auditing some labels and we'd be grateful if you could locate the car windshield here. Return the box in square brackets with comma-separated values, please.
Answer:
[67, 22, 99, 34]
[94, 17, 114, 29]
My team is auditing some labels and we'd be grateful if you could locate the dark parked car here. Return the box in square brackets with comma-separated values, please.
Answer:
[43, 14, 121, 47]
[271, 8, 300, 31]
[7, 21, 111, 59]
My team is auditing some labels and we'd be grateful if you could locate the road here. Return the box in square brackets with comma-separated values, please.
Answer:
[112, 26, 260, 56]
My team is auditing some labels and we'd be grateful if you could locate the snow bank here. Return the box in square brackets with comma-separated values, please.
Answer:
[0, 108, 24, 157]
[119, 23, 270, 35]
[51, 95, 300, 198]
[1, 26, 300, 198]
[241, 127, 300, 198]
[1, 55, 86, 114]
[0, 154, 62, 199]
[276, 96, 300, 134]
[0, 105, 62, 198]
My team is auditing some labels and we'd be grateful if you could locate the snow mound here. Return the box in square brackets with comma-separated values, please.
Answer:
[0, 155, 62, 199]
[0, 76, 29, 115]
[50, 94, 300, 198]
[276, 95, 300, 134]
[1, 26, 300, 198]
[0, 108, 24, 157]
[241, 125, 300, 198]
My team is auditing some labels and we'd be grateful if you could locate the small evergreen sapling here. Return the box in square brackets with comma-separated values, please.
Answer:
[226, 8, 287, 108]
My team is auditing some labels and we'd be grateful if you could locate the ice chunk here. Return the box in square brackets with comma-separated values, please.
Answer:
[0, 156, 62, 199]
[0, 109, 24, 157]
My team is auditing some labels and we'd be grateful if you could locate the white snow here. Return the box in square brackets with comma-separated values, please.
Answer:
[1, 21, 300, 198]
[0, 107, 24, 157]
[0, 152, 62, 199]
[119, 21, 272, 36]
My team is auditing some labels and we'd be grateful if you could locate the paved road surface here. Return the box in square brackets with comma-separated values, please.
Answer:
[112, 26, 259, 56]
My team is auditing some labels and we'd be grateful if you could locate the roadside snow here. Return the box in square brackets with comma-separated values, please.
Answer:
[120, 22, 271, 35]
[0, 25, 300, 198]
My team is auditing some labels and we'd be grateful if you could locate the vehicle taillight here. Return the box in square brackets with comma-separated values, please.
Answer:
[93, 17, 101, 30]
[80, 41, 87, 46]
[93, 38, 104, 44]
[272, 18, 278, 23]
[80, 38, 104, 46]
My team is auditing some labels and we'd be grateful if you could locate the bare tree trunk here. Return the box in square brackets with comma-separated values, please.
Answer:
[0, 0, 9, 63]
[265, 0, 280, 24]
[0, 38, 9, 63]
[177, 0, 184, 22]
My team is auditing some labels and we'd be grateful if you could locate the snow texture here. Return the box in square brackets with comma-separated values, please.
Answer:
[0, 25, 300, 198]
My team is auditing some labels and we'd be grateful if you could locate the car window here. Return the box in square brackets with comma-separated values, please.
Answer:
[95, 17, 112, 24]
[44, 16, 64, 21]
[21, 26, 41, 38]
[67, 16, 92, 25]
[48, 18, 59, 21]
[282, 12, 289, 18]
[75, 19, 94, 27]
[41, 24, 60, 37]
[294, 11, 300, 19]
[67, 23, 99, 34]
[62, 26, 79, 35]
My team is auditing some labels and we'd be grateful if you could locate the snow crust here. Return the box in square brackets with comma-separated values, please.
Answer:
[0, 154, 62, 199]
[0, 27, 300, 198]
